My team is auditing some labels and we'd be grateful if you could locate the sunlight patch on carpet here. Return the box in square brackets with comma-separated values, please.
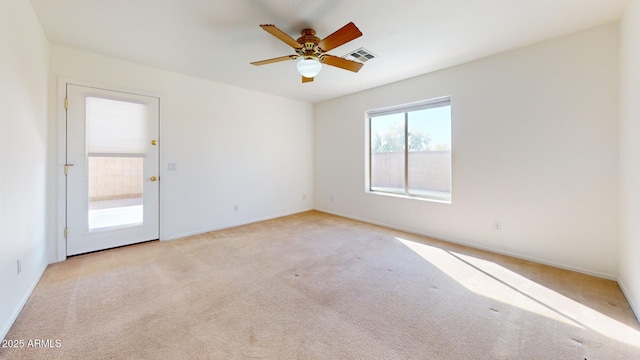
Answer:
[395, 237, 640, 348]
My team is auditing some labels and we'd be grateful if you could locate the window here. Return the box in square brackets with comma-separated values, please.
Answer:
[368, 97, 452, 202]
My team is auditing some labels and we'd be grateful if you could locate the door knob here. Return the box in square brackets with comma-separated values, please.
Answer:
[150, 176, 157, 181]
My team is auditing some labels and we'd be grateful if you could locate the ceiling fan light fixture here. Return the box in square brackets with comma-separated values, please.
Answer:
[297, 58, 322, 78]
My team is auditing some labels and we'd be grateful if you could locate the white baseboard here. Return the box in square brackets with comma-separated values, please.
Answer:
[162, 208, 314, 241]
[618, 280, 640, 323]
[314, 207, 617, 281]
[0, 262, 48, 342]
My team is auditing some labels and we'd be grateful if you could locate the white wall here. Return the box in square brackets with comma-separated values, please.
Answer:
[0, 0, 49, 340]
[315, 23, 620, 278]
[48, 44, 314, 260]
[620, 1, 640, 319]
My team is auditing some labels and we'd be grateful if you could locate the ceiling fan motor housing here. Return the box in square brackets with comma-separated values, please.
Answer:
[296, 29, 324, 61]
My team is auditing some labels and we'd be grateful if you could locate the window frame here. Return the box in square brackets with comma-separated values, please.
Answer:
[366, 96, 452, 203]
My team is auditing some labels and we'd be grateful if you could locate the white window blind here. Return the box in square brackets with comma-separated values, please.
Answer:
[86, 97, 148, 155]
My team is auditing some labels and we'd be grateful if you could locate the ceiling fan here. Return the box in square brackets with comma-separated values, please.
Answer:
[251, 22, 364, 83]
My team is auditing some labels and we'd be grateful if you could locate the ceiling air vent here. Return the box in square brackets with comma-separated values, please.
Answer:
[343, 47, 377, 63]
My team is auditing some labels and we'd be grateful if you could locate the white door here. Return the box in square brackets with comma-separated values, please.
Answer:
[65, 84, 160, 256]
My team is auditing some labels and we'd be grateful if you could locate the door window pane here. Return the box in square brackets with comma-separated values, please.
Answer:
[86, 96, 146, 230]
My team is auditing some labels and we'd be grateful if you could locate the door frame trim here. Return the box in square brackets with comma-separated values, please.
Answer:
[56, 77, 164, 262]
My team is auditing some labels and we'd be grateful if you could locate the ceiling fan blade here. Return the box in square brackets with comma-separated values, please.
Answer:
[260, 24, 303, 49]
[317, 22, 362, 52]
[251, 55, 299, 66]
[322, 55, 364, 73]
[302, 76, 314, 83]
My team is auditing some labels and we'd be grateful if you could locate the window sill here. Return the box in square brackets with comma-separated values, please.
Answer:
[366, 189, 451, 204]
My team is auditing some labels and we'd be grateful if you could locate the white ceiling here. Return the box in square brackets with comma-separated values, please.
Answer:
[29, 0, 628, 103]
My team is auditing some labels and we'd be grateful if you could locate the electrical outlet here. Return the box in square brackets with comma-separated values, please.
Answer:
[168, 162, 177, 171]
[493, 222, 502, 231]
[302, 193, 306, 200]
[330, 195, 334, 202]
[234, 204, 238, 212]
[17, 260, 22, 275]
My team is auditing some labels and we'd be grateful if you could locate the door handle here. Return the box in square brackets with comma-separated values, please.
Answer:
[150, 176, 157, 181]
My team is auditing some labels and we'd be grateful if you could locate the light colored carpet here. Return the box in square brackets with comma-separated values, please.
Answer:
[1, 210, 639, 359]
